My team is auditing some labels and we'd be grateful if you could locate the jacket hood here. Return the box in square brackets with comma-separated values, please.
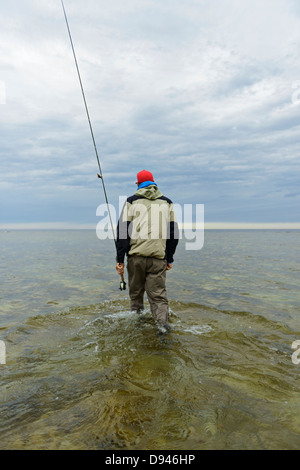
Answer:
[134, 184, 163, 200]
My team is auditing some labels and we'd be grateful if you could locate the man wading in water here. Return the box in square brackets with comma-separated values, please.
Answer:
[116, 170, 179, 332]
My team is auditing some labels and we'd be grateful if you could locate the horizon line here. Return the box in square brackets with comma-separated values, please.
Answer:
[0, 222, 300, 230]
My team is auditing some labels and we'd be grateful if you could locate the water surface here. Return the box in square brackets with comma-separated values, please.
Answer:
[0, 230, 299, 449]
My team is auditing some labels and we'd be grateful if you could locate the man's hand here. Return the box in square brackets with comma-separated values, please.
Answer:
[116, 263, 124, 275]
[166, 263, 172, 271]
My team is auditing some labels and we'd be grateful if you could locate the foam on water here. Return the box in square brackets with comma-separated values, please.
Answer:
[180, 324, 213, 335]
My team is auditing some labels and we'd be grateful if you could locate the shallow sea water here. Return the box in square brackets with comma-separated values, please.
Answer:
[0, 230, 299, 450]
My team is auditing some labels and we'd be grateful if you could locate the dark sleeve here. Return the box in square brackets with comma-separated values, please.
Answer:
[165, 220, 179, 264]
[116, 203, 130, 263]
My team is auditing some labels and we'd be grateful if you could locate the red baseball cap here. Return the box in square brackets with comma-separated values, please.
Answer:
[136, 170, 155, 184]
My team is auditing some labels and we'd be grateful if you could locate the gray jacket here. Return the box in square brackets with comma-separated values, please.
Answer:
[116, 185, 179, 263]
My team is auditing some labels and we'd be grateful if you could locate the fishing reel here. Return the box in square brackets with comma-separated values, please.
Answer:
[120, 279, 126, 291]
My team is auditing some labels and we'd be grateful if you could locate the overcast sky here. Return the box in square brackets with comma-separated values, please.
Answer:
[1, 0, 300, 227]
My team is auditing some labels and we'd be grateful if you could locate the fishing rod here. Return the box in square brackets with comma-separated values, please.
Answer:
[61, 0, 126, 291]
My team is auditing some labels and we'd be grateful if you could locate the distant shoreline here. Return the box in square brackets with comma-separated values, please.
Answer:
[1, 223, 300, 230]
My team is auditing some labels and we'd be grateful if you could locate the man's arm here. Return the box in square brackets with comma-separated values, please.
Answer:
[116, 200, 131, 264]
[116, 262, 124, 274]
[165, 203, 179, 265]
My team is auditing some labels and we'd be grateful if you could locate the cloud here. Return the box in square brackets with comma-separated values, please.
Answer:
[1, 0, 300, 225]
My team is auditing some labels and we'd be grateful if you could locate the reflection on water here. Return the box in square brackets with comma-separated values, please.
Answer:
[0, 230, 300, 449]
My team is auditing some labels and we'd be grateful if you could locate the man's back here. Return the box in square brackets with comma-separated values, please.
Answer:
[117, 184, 178, 263]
